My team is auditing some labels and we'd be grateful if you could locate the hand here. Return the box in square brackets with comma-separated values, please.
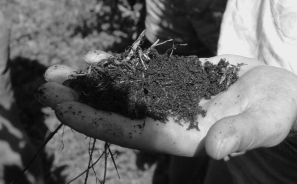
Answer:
[36, 53, 297, 159]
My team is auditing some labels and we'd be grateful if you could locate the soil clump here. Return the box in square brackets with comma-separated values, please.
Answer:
[65, 33, 242, 130]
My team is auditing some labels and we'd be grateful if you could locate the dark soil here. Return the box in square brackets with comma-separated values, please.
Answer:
[66, 35, 242, 130]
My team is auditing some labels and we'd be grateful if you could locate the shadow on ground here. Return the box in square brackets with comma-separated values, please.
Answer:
[10, 57, 68, 184]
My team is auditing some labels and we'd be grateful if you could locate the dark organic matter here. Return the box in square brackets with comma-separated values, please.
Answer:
[65, 34, 242, 130]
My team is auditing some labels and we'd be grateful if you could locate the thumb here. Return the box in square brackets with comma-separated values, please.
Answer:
[204, 110, 293, 160]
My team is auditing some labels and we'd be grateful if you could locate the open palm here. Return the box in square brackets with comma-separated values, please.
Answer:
[36, 54, 297, 159]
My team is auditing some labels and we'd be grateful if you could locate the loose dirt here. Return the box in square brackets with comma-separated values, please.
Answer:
[65, 34, 242, 130]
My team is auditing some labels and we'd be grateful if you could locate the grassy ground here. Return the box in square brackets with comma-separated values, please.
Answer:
[2, 0, 170, 183]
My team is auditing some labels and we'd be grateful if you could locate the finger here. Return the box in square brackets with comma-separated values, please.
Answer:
[55, 101, 203, 157]
[205, 105, 295, 160]
[44, 65, 76, 84]
[84, 50, 112, 64]
[44, 51, 112, 84]
[35, 82, 79, 109]
[205, 113, 259, 160]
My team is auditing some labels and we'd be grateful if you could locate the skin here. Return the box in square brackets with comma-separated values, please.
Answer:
[36, 54, 297, 159]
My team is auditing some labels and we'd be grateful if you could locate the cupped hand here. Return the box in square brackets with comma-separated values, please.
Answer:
[36, 53, 297, 159]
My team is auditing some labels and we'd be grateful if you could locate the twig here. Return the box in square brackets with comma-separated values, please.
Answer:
[155, 39, 173, 47]
[138, 50, 147, 70]
[103, 142, 109, 184]
[108, 145, 120, 179]
[12, 123, 63, 184]
[145, 38, 175, 55]
[163, 43, 188, 57]
[150, 39, 160, 47]
[90, 161, 100, 184]
[68, 148, 106, 184]
[84, 138, 96, 184]
[123, 30, 145, 62]
[132, 30, 145, 51]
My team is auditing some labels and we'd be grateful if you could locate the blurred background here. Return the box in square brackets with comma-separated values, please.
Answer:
[1, 0, 170, 183]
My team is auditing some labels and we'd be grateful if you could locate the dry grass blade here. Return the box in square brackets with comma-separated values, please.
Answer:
[131, 30, 145, 51]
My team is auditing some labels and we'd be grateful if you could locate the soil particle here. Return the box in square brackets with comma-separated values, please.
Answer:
[100, 120, 124, 137]
[59, 112, 64, 117]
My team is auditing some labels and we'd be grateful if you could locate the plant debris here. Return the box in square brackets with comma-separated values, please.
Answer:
[65, 31, 242, 130]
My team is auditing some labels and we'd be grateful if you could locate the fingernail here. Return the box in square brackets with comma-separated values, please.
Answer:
[216, 136, 239, 160]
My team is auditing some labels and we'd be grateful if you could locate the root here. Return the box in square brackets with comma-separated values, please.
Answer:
[13, 123, 64, 184]
[68, 147, 107, 184]
[84, 138, 96, 184]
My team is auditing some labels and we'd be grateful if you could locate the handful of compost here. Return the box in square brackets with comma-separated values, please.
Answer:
[37, 38, 297, 160]
[62, 35, 242, 130]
